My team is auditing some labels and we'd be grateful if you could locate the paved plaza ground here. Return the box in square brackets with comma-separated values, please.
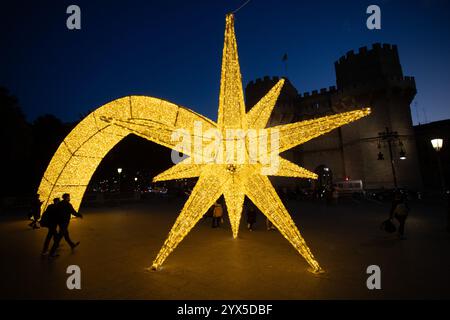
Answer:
[1, 197, 449, 299]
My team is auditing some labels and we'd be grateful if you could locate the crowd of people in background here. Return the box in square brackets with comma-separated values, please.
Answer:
[202, 187, 414, 240]
[204, 199, 278, 233]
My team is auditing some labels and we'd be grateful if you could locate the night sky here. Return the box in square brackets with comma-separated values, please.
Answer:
[1, 0, 450, 124]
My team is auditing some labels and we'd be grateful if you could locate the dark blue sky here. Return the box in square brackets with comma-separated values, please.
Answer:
[1, 0, 450, 124]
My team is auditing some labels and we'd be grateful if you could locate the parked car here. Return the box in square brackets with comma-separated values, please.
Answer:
[367, 188, 420, 202]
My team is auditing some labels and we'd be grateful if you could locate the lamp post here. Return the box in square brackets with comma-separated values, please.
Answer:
[377, 127, 406, 189]
[431, 139, 445, 193]
[431, 138, 448, 232]
[117, 168, 122, 193]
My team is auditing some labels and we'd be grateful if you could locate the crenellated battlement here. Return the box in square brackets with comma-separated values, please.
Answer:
[247, 75, 281, 87]
[299, 86, 337, 98]
[334, 43, 404, 89]
[298, 75, 416, 101]
[335, 43, 399, 66]
[245, 76, 298, 110]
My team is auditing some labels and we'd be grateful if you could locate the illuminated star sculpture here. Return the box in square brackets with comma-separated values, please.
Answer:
[38, 14, 370, 273]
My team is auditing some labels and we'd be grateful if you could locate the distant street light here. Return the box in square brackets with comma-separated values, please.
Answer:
[117, 168, 123, 193]
[399, 149, 407, 160]
[431, 138, 443, 152]
[430, 138, 447, 232]
[431, 138, 445, 193]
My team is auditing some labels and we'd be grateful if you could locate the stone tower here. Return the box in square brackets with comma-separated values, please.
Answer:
[245, 43, 422, 190]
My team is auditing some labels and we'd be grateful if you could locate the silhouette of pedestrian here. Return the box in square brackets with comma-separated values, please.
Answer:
[49, 193, 82, 258]
[247, 204, 257, 231]
[389, 189, 409, 239]
[212, 202, 223, 228]
[29, 194, 42, 229]
[41, 198, 60, 256]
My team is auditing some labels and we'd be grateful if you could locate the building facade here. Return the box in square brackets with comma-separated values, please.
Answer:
[245, 43, 422, 190]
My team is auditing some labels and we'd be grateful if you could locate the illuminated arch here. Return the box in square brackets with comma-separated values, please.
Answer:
[38, 96, 216, 213]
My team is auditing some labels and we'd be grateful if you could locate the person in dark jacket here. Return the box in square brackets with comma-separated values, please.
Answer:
[49, 193, 83, 258]
[389, 189, 410, 239]
[41, 198, 60, 256]
[29, 194, 43, 229]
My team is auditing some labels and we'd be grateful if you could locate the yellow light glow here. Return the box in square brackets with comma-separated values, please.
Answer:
[38, 13, 370, 274]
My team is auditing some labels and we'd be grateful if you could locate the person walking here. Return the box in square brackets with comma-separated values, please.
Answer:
[389, 190, 409, 239]
[49, 193, 82, 258]
[29, 194, 42, 229]
[212, 202, 223, 228]
[247, 204, 257, 231]
[41, 198, 60, 256]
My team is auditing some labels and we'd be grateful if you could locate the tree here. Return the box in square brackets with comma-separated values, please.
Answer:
[0, 87, 32, 196]
[30, 114, 72, 190]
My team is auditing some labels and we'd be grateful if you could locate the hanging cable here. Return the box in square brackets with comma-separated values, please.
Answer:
[232, 0, 252, 14]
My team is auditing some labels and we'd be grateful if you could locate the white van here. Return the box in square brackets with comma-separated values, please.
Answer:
[334, 180, 365, 197]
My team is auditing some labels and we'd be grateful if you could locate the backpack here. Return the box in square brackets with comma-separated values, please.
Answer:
[39, 205, 54, 228]
[213, 205, 223, 217]
[40, 210, 49, 228]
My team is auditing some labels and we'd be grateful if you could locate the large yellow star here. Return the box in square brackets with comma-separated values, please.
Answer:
[38, 14, 370, 274]
[150, 14, 370, 272]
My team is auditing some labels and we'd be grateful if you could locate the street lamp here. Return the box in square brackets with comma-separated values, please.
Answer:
[431, 138, 443, 152]
[431, 138, 448, 232]
[377, 127, 404, 188]
[431, 138, 445, 192]
[117, 168, 123, 193]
